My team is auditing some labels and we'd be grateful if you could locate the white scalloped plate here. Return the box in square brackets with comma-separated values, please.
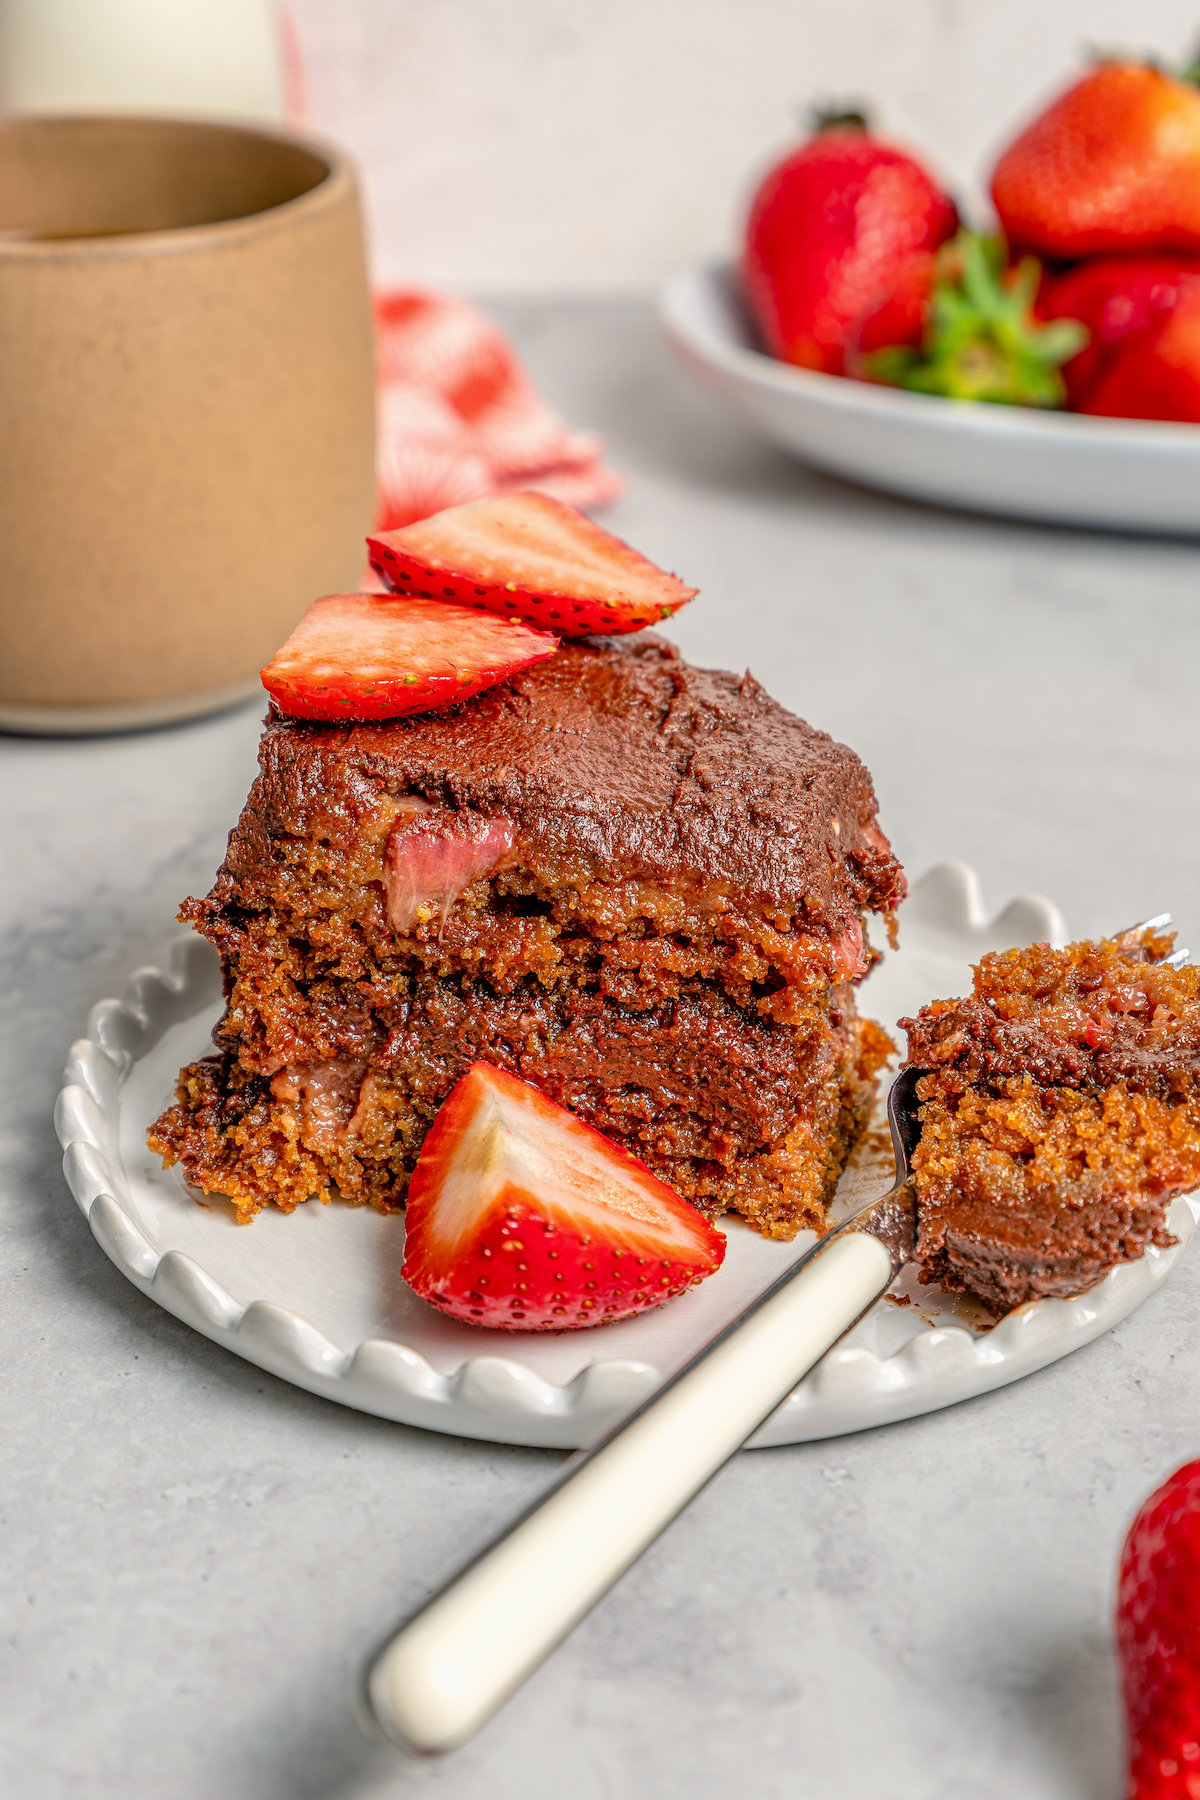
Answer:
[55, 862, 1197, 1449]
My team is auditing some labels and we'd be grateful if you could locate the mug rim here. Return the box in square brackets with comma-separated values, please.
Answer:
[0, 112, 354, 258]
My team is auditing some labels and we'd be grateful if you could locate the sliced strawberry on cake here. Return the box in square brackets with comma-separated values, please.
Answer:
[367, 491, 697, 637]
[402, 1063, 726, 1330]
[260, 591, 558, 721]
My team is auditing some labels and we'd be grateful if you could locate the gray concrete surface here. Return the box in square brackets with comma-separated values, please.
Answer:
[4, 299, 1200, 1800]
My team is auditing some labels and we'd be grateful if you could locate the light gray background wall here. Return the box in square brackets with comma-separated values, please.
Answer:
[290, 0, 1200, 289]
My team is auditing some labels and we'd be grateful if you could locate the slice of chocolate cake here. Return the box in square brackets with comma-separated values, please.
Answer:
[901, 928, 1200, 1313]
[150, 634, 904, 1237]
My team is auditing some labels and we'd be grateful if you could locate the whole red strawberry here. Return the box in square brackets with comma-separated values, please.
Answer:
[1038, 256, 1200, 407]
[992, 60, 1200, 258]
[741, 113, 958, 376]
[1084, 286, 1200, 422]
[1118, 1459, 1200, 1798]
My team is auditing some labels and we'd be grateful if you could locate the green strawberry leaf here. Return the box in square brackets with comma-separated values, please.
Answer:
[863, 231, 1088, 407]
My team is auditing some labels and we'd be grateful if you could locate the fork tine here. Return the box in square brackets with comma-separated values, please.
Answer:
[1112, 913, 1189, 966]
[1119, 912, 1173, 938]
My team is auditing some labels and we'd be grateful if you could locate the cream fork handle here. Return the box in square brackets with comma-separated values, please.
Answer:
[364, 1228, 893, 1756]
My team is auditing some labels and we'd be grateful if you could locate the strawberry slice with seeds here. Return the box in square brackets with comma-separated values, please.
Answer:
[367, 491, 697, 637]
[402, 1062, 726, 1330]
[260, 592, 558, 721]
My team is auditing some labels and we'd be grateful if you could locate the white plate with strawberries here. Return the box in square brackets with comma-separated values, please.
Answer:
[662, 261, 1200, 537]
[55, 862, 1198, 1450]
[663, 47, 1200, 537]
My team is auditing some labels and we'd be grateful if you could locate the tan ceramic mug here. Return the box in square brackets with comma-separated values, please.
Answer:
[0, 114, 376, 730]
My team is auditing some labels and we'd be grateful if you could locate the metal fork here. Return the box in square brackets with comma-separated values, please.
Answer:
[362, 915, 1185, 1757]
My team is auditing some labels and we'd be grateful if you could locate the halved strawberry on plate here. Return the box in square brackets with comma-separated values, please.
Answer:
[367, 491, 697, 637]
[261, 592, 558, 721]
[402, 1063, 726, 1330]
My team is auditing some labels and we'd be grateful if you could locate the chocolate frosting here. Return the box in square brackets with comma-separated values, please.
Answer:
[260, 634, 903, 928]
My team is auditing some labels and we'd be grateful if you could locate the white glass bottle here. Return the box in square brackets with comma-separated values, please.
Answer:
[0, 0, 289, 123]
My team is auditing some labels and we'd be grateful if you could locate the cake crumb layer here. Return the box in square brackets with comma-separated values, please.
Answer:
[902, 931, 1200, 1313]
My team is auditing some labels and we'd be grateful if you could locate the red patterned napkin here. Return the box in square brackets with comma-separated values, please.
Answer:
[374, 290, 622, 530]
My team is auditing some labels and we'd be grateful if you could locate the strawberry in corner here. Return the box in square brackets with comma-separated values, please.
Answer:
[991, 54, 1200, 260]
[866, 231, 1086, 407]
[368, 491, 697, 638]
[402, 1063, 726, 1330]
[1073, 285, 1200, 424]
[1038, 256, 1200, 409]
[260, 592, 558, 721]
[740, 109, 958, 376]
[1118, 1459, 1200, 1799]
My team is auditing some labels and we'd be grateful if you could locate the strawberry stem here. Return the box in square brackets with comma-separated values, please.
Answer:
[863, 231, 1088, 407]
[809, 103, 871, 133]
